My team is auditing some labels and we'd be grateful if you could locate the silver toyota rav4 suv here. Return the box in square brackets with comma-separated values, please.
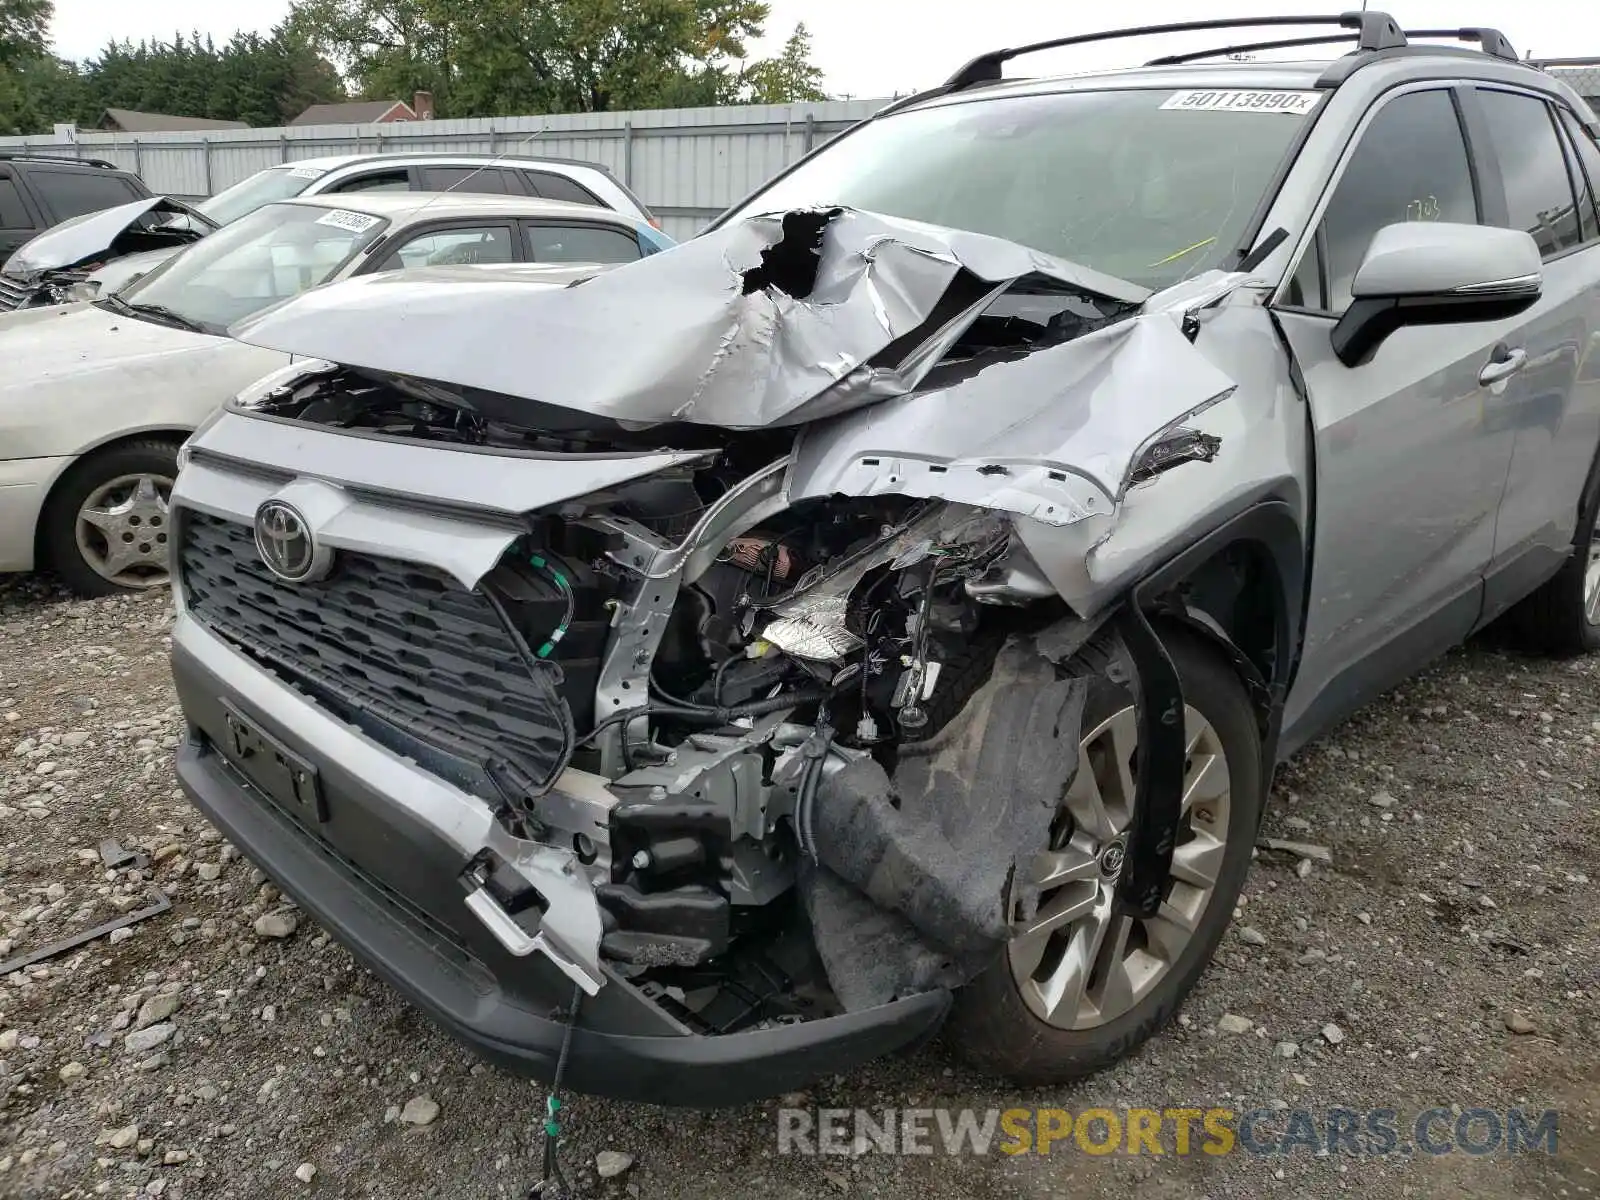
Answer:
[166, 14, 1600, 1106]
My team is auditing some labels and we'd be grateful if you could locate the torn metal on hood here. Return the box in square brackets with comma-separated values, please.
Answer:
[230, 205, 1151, 430]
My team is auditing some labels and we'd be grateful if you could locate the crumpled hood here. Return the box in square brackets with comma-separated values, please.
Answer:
[3, 196, 215, 281]
[230, 206, 1152, 429]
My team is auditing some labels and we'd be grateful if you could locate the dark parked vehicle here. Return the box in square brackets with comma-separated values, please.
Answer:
[0, 153, 153, 263]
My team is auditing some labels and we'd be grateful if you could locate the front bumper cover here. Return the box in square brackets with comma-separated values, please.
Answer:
[171, 615, 950, 1106]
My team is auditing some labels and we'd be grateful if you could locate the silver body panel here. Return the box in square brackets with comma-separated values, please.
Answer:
[168, 51, 1600, 993]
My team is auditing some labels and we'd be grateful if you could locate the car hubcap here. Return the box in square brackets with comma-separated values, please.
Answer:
[74, 473, 174, 589]
[1007, 703, 1232, 1031]
[1585, 522, 1600, 626]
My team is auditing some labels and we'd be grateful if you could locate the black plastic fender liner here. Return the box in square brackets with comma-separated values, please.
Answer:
[1110, 601, 1185, 919]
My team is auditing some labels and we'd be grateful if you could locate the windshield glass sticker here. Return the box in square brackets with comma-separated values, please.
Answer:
[1160, 90, 1322, 116]
[287, 166, 325, 179]
[315, 209, 381, 233]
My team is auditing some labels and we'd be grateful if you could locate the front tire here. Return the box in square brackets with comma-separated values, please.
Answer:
[40, 440, 179, 598]
[946, 627, 1263, 1086]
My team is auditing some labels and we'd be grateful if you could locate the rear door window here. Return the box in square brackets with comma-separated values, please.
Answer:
[1475, 88, 1585, 258]
[1555, 107, 1600, 245]
[418, 166, 522, 194]
[524, 223, 641, 263]
[29, 168, 143, 221]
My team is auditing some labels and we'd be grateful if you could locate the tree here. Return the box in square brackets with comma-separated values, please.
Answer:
[738, 22, 826, 103]
[288, 0, 827, 117]
[0, 0, 57, 134]
[0, 0, 50, 68]
[0, 21, 347, 134]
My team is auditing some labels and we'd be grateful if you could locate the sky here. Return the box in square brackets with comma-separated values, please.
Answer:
[45, 0, 1600, 100]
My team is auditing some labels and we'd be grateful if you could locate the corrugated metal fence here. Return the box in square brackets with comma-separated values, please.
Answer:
[0, 100, 892, 241]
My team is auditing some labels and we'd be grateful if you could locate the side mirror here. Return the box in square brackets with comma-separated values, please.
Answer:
[1331, 222, 1542, 366]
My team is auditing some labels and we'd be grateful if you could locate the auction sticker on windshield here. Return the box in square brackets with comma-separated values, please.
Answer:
[288, 166, 326, 179]
[315, 209, 381, 233]
[1160, 90, 1322, 115]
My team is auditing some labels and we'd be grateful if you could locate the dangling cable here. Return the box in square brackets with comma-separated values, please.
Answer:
[528, 983, 583, 1198]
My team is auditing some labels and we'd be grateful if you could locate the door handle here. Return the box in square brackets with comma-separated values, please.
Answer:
[1478, 345, 1528, 387]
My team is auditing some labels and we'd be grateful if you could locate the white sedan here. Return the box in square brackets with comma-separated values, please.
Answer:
[0, 191, 662, 595]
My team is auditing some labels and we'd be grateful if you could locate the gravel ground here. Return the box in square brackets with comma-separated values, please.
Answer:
[0, 576, 1596, 1200]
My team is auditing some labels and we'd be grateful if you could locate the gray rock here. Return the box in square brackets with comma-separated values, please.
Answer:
[596, 1151, 635, 1180]
[1275, 1041, 1299, 1058]
[295, 1163, 317, 1183]
[1321, 1023, 1345, 1046]
[253, 911, 298, 940]
[400, 1096, 439, 1126]
[1236, 926, 1268, 947]
[101, 1124, 139, 1150]
[1504, 1012, 1537, 1035]
[123, 1023, 174, 1055]
[134, 993, 180, 1029]
[1218, 1014, 1253, 1035]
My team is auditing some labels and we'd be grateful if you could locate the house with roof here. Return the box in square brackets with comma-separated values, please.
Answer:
[290, 92, 436, 127]
[97, 108, 248, 133]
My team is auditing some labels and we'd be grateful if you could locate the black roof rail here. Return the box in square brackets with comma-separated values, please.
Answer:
[1147, 32, 1369, 66]
[944, 12, 1404, 90]
[1150, 24, 1519, 68]
[1404, 27, 1518, 62]
[0, 150, 121, 170]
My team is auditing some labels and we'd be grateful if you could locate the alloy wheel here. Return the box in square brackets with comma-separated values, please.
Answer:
[74, 473, 175, 589]
[1007, 703, 1232, 1030]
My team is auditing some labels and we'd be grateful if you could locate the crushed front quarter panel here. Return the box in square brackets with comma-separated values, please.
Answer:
[787, 306, 1239, 522]
[228, 206, 1149, 429]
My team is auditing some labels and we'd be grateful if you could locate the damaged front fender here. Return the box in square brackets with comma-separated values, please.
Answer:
[788, 308, 1238, 524]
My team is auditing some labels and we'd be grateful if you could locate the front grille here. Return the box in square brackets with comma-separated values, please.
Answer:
[0, 273, 33, 311]
[179, 511, 573, 795]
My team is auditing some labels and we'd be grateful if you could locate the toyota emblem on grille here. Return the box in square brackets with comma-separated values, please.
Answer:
[254, 501, 331, 583]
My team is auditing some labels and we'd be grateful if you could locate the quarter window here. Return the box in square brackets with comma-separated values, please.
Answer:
[418, 166, 519, 194]
[525, 171, 602, 207]
[1306, 89, 1478, 314]
[1476, 89, 1584, 258]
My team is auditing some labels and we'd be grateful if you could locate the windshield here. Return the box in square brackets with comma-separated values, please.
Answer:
[198, 165, 326, 226]
[115, 202, 386, 333]
[721, 88, 1316, 291]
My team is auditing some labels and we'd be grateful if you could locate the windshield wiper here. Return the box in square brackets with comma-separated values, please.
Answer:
[100, 293, 207, 333]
